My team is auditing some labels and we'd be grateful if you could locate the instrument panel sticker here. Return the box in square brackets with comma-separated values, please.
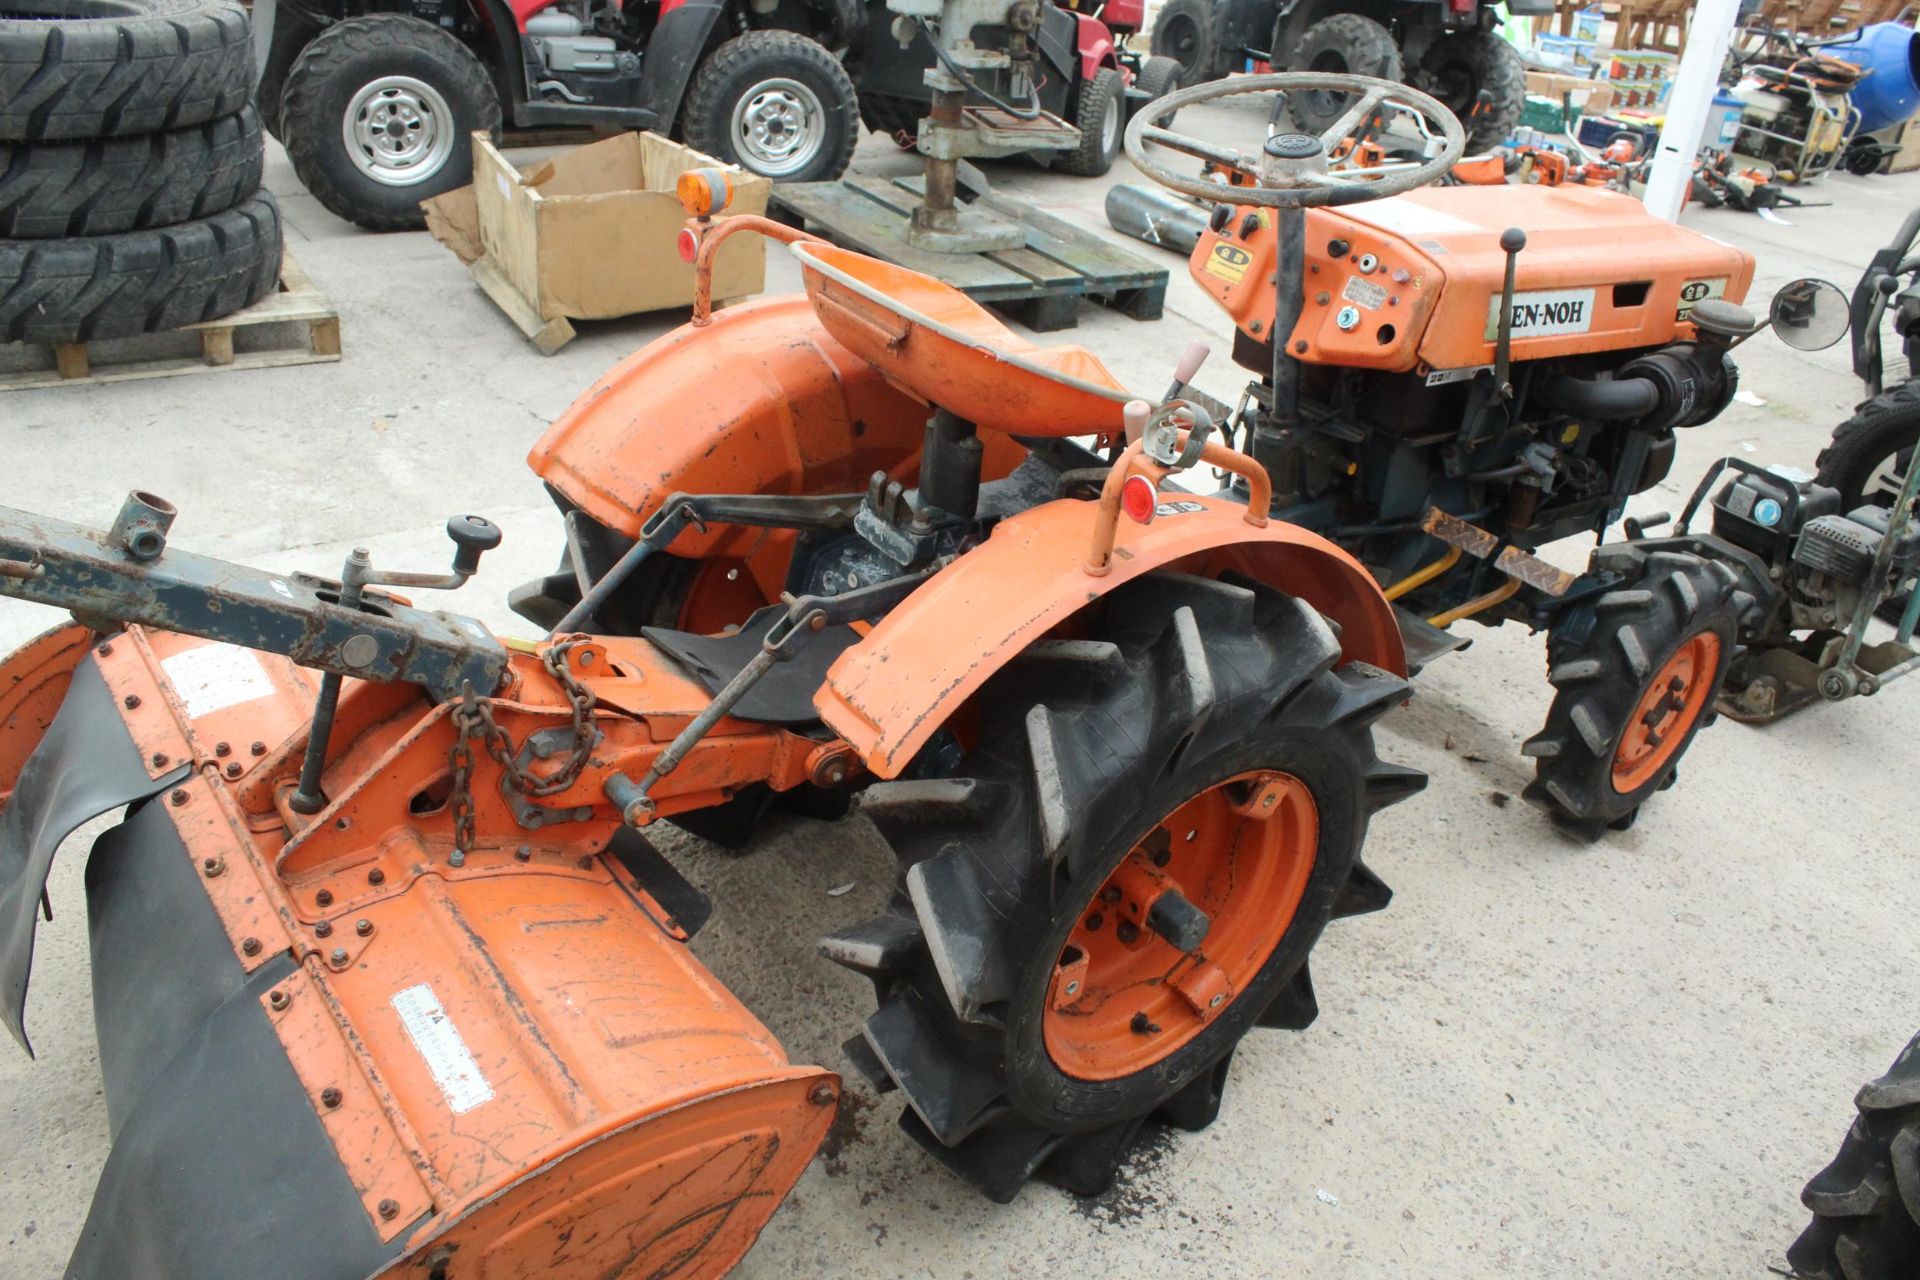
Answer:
[392, 983, 494, 1115]
[1424, 365, 1491, 386]
[160, 644, 277, 720]
[1203, 242, 1252, 285]
[1676, 277, 1728, 319]
[1342, 276, 1389, 311]
[1485, 288, 1597, 340]
[1154, 500, 1206, 517]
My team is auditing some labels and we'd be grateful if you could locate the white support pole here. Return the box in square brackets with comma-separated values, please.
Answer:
[1641, 0, 1743, 221]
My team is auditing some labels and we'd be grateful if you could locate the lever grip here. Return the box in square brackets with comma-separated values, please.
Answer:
[447, 515, 503, 577]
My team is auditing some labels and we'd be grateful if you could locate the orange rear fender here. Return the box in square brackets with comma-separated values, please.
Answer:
[815, 495, 1407, 778]
[528, 296, 933, 560]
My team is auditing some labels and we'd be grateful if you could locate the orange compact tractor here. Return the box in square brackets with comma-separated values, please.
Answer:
[514, 74, 1783, 837]
[2, 71, 1905, 1280]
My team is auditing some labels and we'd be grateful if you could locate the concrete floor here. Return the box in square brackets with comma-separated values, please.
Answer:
[2, 104, 1917, 1278]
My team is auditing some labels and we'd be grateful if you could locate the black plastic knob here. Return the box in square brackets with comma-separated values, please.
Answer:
[1263, 132, 1324, 161]
[1146, 888, 1211, 953]
[1500, 227, 1527, 255]
[447, 514, 503, 576]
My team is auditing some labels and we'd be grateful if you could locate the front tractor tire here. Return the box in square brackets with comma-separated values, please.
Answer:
[1149, 0, 1224, 86]
[1524, 549, 1747, 833]
[1788, 1031, 1920, 1279]
[1056, 67, 1125, 177]
[822, 572, 1425, 1201]
[681, 31, 858, 184]
[1411, 27, 1527, 152]
[279, 14, 501, 232]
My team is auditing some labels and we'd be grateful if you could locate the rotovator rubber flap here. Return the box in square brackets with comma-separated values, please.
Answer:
[0, 499, 839, 1280]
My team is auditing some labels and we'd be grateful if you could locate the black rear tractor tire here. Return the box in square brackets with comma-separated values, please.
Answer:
[1133, 54, 1184, 126]
[1411, 27, 1527, 152]
[1787, 1030, 1920, 1279]
[279, 15, 501, 233]
[1523, 548, 1747, 833]
[822, 572, 1423, 1201]
[1284, 15, 1403, 136]
[1057, 67, 1124, 177]
[1150, 0, 1223, 85]
[0, 0, 253, 142]
[682, 31, 858, 184]
[0, 106, 263, 238]
[0, 187, 281, 343]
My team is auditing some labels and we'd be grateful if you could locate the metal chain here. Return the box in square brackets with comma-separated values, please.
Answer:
[444, 638, 601, 857]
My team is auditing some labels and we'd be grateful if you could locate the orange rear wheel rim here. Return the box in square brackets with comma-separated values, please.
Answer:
[1042, 770, 1318, 1082]
[1611, 630, 1720, 793]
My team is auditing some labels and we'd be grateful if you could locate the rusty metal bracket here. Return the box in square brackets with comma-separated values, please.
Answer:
[0, 496, 507, 701]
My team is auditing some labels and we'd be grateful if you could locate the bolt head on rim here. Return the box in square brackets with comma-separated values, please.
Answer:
[1042, 769, 1320, 1082]
[732, 78, 827, 178]
[1612, 630, 1721, 793]
[343, 75, 457, 188]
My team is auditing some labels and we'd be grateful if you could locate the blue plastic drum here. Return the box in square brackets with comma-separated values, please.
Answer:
[1833, 22, 1920, 136]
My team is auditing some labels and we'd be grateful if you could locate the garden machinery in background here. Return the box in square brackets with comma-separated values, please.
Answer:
[254, 0, 864, 230]
[1148, 0, 1538, 149]
[0, 122, 1434, 1266]
[853, 0, 1185, 179]
[771, 0, 1172, 329]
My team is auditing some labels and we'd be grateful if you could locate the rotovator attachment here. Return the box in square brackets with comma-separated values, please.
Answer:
[0, 494, 842, 1280]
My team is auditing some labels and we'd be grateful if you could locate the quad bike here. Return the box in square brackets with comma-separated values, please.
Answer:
[1148, 0, 1537, 150]
[0, 78, 1456, 1273]
[853, 0, 1184, 176]
[254, 0, 864, 230]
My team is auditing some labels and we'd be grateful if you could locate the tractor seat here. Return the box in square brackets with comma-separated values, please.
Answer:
[792, 241, 1132, 438]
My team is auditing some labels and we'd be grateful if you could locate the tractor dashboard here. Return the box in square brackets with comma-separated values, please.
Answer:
[1189, 184, 1755, 382]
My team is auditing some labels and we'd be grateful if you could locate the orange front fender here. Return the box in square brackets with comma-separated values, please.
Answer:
[816, 495, 1406, 778]
[0, 622, 92, 811]
[528, 296, 932, 559]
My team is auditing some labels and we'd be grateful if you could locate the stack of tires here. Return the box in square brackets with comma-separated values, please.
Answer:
[0, 0, 281, 346]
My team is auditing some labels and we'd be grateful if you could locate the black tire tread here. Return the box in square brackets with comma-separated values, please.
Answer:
[1787, 1030, 1920, 1279]
[0, 0, 253, 142]
[1056, 66, 1123, 177]
[279, 14, 500, 233]
[0, 105, 262, 238]
[1149, 0, 1223, 84]
[681, 30, 858, 184]
[1285, 14, 1403, 134]
[1523, 550, 1739, 830]
[0, 187, 281, 343]
[824, 572, 1421, 1202]
[1814, 380, 1920, 509]
[1413, 26, 1527, 152]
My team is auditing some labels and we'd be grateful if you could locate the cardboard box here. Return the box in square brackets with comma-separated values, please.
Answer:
[1524, 71, 1614, 121]
[424, 131, 770, 353]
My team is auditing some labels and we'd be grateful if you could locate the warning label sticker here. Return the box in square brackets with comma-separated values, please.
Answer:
[392, 983, 494, 1115]
[1485, 288, 1597, 341]
[1676, 277, 1728, 320]
[1203, 242, 1252, 285]
[160, 644, 276, 720]
[1342, 276, 1388, 311]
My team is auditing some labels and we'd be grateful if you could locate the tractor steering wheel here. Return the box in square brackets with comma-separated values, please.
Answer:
[1124, 73, 1465, 208]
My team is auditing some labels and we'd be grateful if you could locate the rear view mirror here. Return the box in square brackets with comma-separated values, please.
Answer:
[1769, 277, 1851, 351]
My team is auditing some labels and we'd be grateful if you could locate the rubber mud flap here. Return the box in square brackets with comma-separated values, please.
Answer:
[67, 800, 399, 1278]
[0, 657, 187, 1054]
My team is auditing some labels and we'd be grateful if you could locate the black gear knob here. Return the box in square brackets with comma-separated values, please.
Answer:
[446, 515, 502, 577]
[1499, 227, 1527, 254]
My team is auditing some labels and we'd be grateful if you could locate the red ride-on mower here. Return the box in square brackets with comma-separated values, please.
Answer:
[254, 0, 865, 230]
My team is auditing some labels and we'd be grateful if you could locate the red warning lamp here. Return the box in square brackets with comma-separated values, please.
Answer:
[676, 226, 700, 264]
[1122, 474, 1158, 525]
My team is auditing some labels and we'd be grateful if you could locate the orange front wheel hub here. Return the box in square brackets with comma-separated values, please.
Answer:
[1043, 770, 1319, 1082]
[1612, 630, 1721, 793]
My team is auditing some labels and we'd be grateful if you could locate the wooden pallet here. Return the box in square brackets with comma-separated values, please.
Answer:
[0, 248, 341, 392]
[772, 174, 1167, 332]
